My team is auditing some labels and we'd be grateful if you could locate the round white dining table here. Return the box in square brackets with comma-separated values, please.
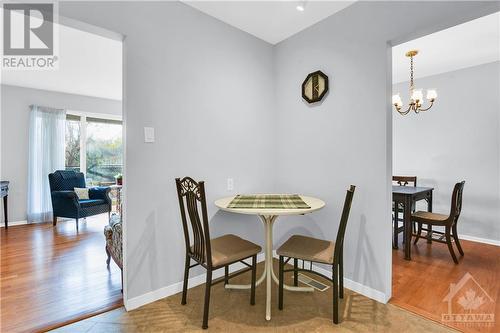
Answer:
[214, 194, 325, 321]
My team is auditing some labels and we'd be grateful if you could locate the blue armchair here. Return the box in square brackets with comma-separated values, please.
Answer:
[49, 170, 111, 230]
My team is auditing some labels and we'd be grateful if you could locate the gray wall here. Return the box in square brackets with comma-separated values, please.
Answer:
[59, 2, 275, 300]
[58, 0, 499, 304]
[393, 61, 500, 242]
[272, 1, 498, 299]
[0, 84, 122, 222]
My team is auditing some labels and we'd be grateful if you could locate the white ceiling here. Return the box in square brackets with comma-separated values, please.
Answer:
[183, 1, 355, 45]
[393, 11, 500, 84]
[1, 13, 122, 101]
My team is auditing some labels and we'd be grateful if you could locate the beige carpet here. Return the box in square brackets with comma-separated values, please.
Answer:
[52, 261, 457, 332]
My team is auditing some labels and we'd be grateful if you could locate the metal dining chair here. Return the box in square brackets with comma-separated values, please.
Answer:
[276, 185, 355, 324]
[412, 181, 465, 264]
[175, 177, 262, 329]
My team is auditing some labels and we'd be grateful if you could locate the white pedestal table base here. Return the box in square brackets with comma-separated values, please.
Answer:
[224, 215, 313, 321]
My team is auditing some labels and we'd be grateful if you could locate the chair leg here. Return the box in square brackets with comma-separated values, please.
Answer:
[414, 223, 422, 245]
[202, 269, 212, 329]
[106, 247, 111, 266]
[339, 252, 344, 299]
[452, 224, 464, 256]
[427, 224, 433, 243]
[181, 255, 190, 305]
[293, 258, 298, 287]
[121, 269, 123, 293]
[332, 264, 339, 324]
[250, 255, 256, 306]
[224, 265, 229, 286]
[279, 256, 284, 310]
[53, 216, 57, 226]
[76, 218, 79, 231]
[392, 213, 398, 249]
[445, 226, 459, 264]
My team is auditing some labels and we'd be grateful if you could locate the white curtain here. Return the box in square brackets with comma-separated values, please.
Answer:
[27, 105, 66, 223]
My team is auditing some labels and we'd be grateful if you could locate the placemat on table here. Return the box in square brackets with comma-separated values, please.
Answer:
[228, 194, 310, 209]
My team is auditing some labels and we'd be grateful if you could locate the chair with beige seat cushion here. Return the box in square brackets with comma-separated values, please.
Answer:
[277, 235, 334, 264]
[175, 177, 261, 329]
[412, 181, 465, 264]
[277, 185, 355, 324]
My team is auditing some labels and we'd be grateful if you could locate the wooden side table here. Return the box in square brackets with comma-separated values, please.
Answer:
[1, 181, 9, 228]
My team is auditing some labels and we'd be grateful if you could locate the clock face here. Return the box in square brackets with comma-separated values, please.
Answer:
[302, 71, 329, 104]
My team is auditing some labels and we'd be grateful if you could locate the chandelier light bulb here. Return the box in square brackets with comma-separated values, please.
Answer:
[411, 89, 423, 103]
[392, 94, 403, 107]
[426, 89, 437, 100]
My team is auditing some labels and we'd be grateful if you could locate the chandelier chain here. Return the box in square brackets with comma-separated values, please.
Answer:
[410, 55, 414, 91]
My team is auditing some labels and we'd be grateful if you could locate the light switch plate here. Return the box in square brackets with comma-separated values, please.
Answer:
[144, 127, 155, 143]
[227, 178, 234, 191]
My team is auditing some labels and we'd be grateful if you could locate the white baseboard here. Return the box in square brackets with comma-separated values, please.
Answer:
[125, 253, 266, 311]
[126, 251, 389, 311]
[0, 220, 27, 227]
[459, 234, 500, 246]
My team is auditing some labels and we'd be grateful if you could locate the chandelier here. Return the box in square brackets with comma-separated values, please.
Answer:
[392, 50, 437, 115]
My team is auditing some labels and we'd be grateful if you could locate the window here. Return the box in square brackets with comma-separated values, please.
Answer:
[65, 115, 81, 172]
[86, 118, 123, 185]
[64, 113, 123, 186]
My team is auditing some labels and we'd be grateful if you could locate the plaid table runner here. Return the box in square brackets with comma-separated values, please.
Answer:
[228, 194, 311, 209]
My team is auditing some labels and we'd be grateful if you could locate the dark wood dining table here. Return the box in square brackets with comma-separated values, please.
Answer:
[392, 185, 434, 260]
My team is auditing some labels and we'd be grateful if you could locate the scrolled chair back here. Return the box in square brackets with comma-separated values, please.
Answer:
[175, 177, 212, 267]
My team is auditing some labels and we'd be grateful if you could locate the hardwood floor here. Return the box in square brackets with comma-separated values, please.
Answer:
[0, 215, 123, 333]
[52, 260, 455, 333]
[392, 236, 500, 333]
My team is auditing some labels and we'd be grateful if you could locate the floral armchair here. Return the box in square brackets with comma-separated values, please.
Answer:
[105, 213, 123, 290]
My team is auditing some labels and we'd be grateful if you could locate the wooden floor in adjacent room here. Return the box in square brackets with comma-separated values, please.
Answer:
[0, 215, 123, 333]
[392, 236, 500, 333]
[52, 260, 455, 333]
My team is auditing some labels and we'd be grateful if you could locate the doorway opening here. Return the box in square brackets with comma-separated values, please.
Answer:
[0, 15, 124, 332]
[390, 12, 500, 333]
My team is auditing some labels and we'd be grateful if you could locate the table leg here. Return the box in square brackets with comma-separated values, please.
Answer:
[401, 201, 407, 245]
[263, 215, 274, 320]
[393, 200, 398, 249]
[404, 196, 412, 260]
[3, 195, 7, 229]
[427, 191, 433, 243]
[224, 215, 274, 321]
[224, 214, 312, 321]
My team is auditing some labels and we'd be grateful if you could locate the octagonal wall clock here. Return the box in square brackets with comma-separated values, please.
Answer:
[302, 70, 329, 104]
